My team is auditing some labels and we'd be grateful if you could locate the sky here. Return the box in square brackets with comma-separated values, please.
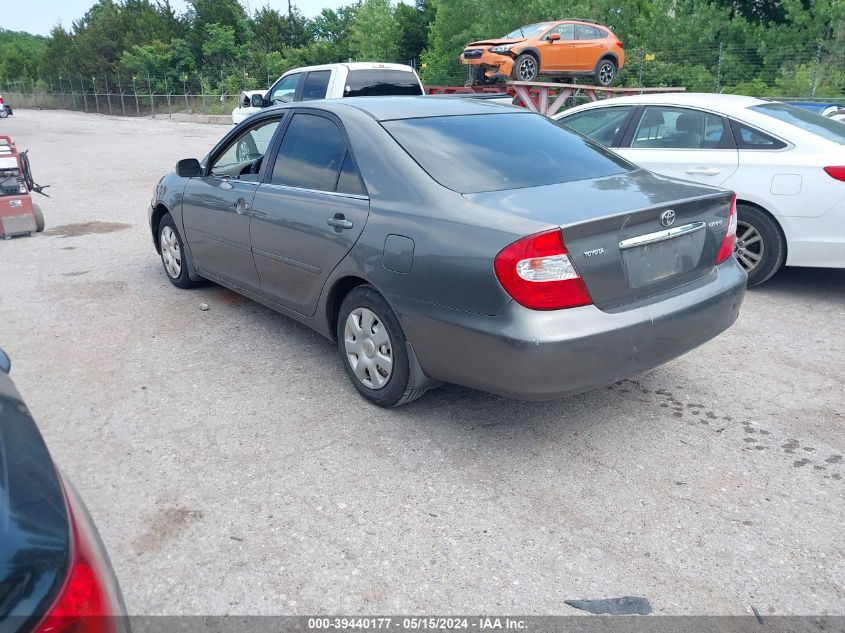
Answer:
[5, 0, 349, 36]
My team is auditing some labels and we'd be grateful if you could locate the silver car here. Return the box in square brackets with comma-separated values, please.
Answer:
[150, 97, 746, 407]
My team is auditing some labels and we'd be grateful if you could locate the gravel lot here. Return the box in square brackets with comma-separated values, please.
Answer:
[0, 109, 843, 616]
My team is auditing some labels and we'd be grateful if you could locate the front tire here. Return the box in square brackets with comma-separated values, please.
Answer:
[512, 54, 539, 82]
[594, 58, 617, 87]
[337, 286, 424, 407]
[0, 108, 7, 119]
[735, 203, 786, 287]
[158, 213, 199, 289]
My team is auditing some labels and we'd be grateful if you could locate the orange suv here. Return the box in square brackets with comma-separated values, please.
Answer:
[461, 19, 624, 87]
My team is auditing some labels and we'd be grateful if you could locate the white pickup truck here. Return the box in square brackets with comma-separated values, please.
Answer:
[232, 62, 425, 124]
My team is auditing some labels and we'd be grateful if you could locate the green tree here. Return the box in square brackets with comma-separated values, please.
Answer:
[395, 0, 434, 64]
[349, 0, 400, 61]
[202, 23, 242, 76]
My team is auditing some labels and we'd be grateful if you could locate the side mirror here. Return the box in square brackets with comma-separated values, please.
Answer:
[176, 158, 202, 178]
[0, 348, 10, 374]
[251, 94, 266, 108]
[548, 32, 561, 42]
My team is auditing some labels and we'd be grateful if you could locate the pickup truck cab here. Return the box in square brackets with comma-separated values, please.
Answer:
[232, 62, 424, 124]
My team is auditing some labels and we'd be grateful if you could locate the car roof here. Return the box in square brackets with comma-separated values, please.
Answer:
[284, 62, 417, 75]
[267, 96, 532, 122]
[556, 92, 769, 118]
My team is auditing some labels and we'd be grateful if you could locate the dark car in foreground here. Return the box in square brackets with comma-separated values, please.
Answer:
[149, 97, 746, 407]
[0, 349, 128, 633]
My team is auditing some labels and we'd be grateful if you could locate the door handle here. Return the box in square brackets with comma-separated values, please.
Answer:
[326, 214, 353, 230]
[234, 198, 250, 214]
[219, 180, 234, 190]
[685, 167, 721, 176]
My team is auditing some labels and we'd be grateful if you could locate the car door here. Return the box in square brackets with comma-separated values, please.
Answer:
[267, 72, 302, 105]
[574, 24, 603, 72]
[616, 105, 739, 187]
[181, 116, 285, 290]
[249, 111, 369, 316]
[540, 23, 576, 71]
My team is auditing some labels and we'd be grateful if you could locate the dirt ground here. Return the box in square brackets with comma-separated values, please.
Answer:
[0, 110, 842, 616]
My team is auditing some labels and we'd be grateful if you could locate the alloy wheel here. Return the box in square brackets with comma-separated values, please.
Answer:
[734, 220, 764, 273]
[598, 62, 615, 86]
[518, 58, 537, 81]
[344, 307, 393, 390]
[160, 225, 182, 279]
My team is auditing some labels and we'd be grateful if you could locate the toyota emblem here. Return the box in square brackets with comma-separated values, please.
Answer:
[660, 209, 676, 227]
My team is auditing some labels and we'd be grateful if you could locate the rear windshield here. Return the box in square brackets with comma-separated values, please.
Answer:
[344, 70, 423, 97]
[750, 103, 845, 145]
[382, 112, 634, 193]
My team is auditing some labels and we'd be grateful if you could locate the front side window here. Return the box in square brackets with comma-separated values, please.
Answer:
[211, 118, 281, 178]
[631, 106, 727, 149]
[269, 73, 300, 104]
[343, 70, 423, 97]
[383, 112, 633, 194]
[560, 106, 633, 146]
[548, 23, 575, 40]
[270, 113, 349, 192]
[749, 103, 845, 145]
[301, 71, 331, 101]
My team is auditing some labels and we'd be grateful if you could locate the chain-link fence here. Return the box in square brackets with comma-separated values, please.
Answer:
[2, 43, 843, 118]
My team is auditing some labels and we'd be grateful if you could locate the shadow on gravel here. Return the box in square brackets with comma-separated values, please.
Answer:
[754, 267, 845, 300]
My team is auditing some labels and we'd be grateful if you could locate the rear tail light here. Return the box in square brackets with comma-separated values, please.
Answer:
[35, 485, 117, 633]
[824, 166, 845, 182]
[616, 41, 624, 48]
[716, 194, 737, 264]
[494, 229, 592, 310]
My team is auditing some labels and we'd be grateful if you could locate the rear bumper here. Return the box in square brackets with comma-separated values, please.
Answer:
[394, 260, 746, 400]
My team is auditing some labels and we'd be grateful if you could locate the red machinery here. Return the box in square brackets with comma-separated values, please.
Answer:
[0, 135, 48, 239]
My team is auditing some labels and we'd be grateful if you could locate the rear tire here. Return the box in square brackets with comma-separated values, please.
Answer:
[735, 203, 786, 287]
[512, 54, 539, 82]
[32, 203, 45, 232]
[337, 285, 424, 407]
[0, 108, 7, 119]
[158, 213, 199, 289]
[594, 58, 617, 87]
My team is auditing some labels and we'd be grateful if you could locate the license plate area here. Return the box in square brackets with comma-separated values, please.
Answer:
[621, 224, 706, 289]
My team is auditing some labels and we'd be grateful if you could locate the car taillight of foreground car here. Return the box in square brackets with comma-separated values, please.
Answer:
[0, 350, 128, 633]
[34, 483, 125, 633]
[494, 229, 593, 310]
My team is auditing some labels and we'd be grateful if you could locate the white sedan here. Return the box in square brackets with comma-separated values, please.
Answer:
[554, 93, 845, 286]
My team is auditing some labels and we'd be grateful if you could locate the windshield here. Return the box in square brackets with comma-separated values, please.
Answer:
[750, 103, 845, 145]
[504, 22, 553, 39]
[382, 112, 633, 194]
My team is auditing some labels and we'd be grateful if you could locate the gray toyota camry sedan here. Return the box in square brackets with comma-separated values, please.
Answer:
[149, 97, 746, 407]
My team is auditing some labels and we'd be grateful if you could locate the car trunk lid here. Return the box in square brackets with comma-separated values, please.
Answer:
[464, 170, 735, 310]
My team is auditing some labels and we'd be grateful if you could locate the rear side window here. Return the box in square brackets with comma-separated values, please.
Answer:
[344, 70, 423, 97]
[576, 25, 599, 40]
[560, 106, 633, 146]
[383, 112, 633, 194]
[336, 152, 366, 195]
[631, 106, 727, 149]
[271, 113, 347, 192]
[729, 120, 787, 150]
[301, 71, 331, 101]
[749, 103, 845, 145]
